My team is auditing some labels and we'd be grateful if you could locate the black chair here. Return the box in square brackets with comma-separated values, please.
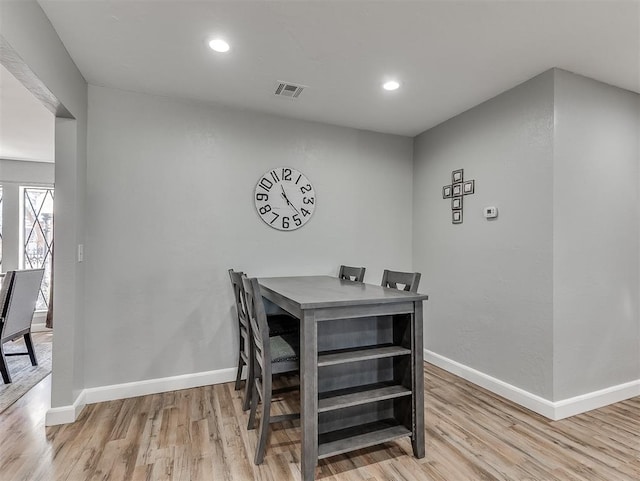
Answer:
[338, 265, 366, 282]
[381, 269, 421, 293]
[0, 269, 45, 384]
[228, 269, 298, 411]
[242, 276, 299, 465]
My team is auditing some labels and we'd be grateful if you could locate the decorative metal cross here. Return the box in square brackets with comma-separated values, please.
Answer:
[442, 169, 475, 224]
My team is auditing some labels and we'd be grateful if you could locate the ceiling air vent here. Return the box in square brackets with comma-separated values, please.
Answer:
[274, 81, 305, 99]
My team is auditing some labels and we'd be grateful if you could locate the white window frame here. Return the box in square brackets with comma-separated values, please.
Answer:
[18, 183, 54, 312]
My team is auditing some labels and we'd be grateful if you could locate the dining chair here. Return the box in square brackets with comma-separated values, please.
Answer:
[381, 269, 421, 293]
[0, 269, 45, 384]
[242, 276, 300, 465]
[338, 265, 366, 282]
[228, 269, 298, 411]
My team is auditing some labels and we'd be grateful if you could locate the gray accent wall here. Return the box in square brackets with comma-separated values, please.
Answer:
[414, 68, 640, 402]
[85, 85, 414, 387]
[413, 70, 555, 399]
[553, 70, 640, 400]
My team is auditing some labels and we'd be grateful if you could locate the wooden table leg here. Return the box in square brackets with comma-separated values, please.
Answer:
[301, 310, 318, 481]
[412, 301, 425, 458]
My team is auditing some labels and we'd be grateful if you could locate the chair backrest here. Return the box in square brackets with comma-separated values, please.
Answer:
[338, 265, 366, 282]
[1, 269, 44, 342]
[381, 269, 421, 293]
[229, 269, 250, 353]
[242, 277, 271, 373]
[0, 271, 15, 320]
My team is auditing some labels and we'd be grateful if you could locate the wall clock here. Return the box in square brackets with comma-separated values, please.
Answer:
[254, 167, 316, 231]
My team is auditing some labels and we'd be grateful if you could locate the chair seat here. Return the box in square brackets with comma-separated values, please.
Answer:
[267, 314, 299, 336]
[270, 333, 299, 363]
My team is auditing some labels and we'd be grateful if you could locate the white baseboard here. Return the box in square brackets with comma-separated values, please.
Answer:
[425, 349, 556, 418]
[83, 367, 238, 405]
[45, 367, 238, 426]
[45, 391, 86, 426]
[552, 379, 640, 419]
[31, 323, 51, 332]
[425, 349, 640, 420]
[31, 311, 50, 332]
[46, 352, 640, 426]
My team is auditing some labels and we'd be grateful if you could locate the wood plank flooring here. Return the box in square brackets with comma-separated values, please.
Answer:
[0, 361, 638, 481]
[0, 331, 53, 413]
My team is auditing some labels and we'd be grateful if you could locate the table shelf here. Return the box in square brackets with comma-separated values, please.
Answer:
[317, 344, 411, 367]
[318, 419, 411, 459]
[318, 382, 412, 413]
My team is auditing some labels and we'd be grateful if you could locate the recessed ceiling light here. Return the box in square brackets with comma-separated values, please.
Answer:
[209, 38, 230, 53]
[383, 80, 400, 91]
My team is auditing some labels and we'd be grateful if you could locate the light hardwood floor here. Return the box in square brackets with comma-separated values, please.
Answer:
[0, 362, 638, 481]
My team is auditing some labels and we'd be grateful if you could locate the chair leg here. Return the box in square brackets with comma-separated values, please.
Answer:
[0, 344, 11, 384]
[247, 379, 259, 430]
[234, 351, 244, 391]
[24, 333, 38, 366]
[254, 375, 272, 465]
[242, 353, 255, 412]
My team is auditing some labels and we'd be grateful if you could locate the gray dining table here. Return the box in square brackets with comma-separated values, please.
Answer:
[258, 275, 428, 481]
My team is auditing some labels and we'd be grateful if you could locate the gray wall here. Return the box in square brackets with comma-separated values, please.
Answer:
[553, 70, 640, 400]
[414, 68, 640, 402]
[85, 85, 414, 387]
[0, 1, 88, 407]
[413, 70, 555, 398]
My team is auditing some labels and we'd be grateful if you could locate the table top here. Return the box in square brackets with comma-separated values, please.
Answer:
[258, 275, 428, 310]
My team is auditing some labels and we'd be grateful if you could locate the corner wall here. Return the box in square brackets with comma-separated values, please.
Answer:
[414, 68, 640, 417]
[553, 70, 640, 401]
[413, 70, 555, 400]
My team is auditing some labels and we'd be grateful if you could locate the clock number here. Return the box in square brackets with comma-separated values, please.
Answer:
[300, 184, 312, 194]
[292, 214, 302, 226]
[259, 205, 272, 215]
[295, 173, 302, 184]
[270, 170, 280, 183]
[301, 208, 311, 217]
[282, 216, 290, 229]
[303, 196, 314, 204]
[282, 168, 292, 181]
[270, 212, 279, 224]
[259, 178, 273, 192]
[256, 193, 269, 202]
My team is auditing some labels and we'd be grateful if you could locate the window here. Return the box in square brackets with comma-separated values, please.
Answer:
[22, 187, 54, 310]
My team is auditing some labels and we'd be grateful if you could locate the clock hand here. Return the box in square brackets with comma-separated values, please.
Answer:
[280, 192, 296, 209]
[280, 186, 300, 215]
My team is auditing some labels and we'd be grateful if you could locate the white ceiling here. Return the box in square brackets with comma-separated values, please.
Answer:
[31, 1, 640, 137]
[0, 64, 55, 163]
